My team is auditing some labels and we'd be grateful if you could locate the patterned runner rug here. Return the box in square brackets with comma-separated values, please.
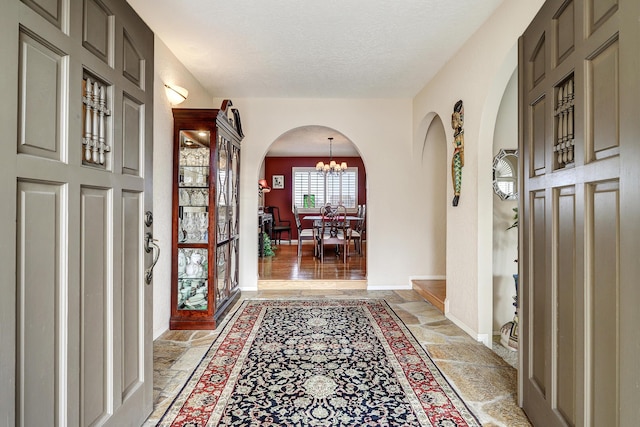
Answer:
[158, 299, 480, 426]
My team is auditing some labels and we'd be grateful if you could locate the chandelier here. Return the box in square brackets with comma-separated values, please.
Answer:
[315, 137, 347, 174]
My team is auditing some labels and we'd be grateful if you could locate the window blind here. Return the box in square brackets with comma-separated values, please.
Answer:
[292, 167, 358, 210]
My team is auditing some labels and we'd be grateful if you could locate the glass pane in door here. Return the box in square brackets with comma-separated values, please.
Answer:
[216, 244, 229, 303]
[178, 130, 210, 244]
[230, 144, 240, 236]
[216, 135, 230, 242]
[229, 238, 239, 292]
[177, 248, 208, 310]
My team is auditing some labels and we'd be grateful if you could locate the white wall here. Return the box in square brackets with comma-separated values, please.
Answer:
[151, 0, 545, 342]
[152, 36, 215, 339]
[213, 97, 442, 291]
[492, 69, 519, 332]
[412, 0, 544, 344]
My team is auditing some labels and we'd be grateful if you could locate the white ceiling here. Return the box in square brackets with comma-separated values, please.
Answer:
[127, 0, 505, 154]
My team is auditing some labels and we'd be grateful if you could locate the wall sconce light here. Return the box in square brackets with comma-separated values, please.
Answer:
[164, 83, 189, 105]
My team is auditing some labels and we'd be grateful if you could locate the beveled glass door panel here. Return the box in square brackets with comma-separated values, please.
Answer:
[216, 134, 230, 242]
[229, 238, 239, 292]
[231, 144, 240, 236]
[216, 244, 229, 303]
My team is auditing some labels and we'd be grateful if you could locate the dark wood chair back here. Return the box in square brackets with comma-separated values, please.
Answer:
[264, 206, 291, 244]
[317, 204, 349, 262]
[294, 205, 315, 257]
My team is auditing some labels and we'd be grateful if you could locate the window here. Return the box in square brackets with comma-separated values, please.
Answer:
[293, 167, 358, 212]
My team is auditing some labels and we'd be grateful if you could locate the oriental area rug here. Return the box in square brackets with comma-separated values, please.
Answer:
[158, 299, 481, 426]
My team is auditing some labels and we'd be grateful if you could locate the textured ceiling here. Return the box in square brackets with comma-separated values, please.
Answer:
[127, 0, 504, 99]
[265, 126, 357, 157]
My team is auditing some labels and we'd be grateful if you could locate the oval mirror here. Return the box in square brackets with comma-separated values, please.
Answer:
[493, 149, 518, 200]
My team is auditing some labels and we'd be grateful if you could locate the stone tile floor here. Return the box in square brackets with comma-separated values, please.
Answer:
[144, 290, 531, 426]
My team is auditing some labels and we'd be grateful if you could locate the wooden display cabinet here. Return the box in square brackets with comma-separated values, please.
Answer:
[170, 101, 243, 329]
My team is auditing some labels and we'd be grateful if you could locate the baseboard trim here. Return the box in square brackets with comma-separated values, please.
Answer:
[258, 280, 367, 290]
[408, 275, 446, 281]
[367, 283, 412, 290]
[446, 312, 490, 347]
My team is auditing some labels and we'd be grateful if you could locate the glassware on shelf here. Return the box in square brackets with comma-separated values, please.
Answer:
[191, 189, 206, 206]
[178, 250, 187, 275]
[178, 210, 208, 243]
[177, 248, 208, 278]
[179, 144, 210, 189]
[195, 169, 206, 185]
[197, 212, 208, 241]
[177, 247, 209, 311]
[183, 212, 197, 241]
[177, 279, 208, 310]
[179, 188, 190, 205]
[178, 189, 209, 207]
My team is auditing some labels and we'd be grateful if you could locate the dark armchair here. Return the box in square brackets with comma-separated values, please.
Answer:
[264, 206, 291, 245]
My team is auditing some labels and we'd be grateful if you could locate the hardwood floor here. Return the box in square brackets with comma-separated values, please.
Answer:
[258, 241, 366, 287]
[412, 279, 446, 313]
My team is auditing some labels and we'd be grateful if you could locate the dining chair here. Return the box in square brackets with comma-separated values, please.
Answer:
[316, 204, 349, 263]
[294, 205, 316, 258]
[349, 204, 366, 256]
[264, 206, 291, 245]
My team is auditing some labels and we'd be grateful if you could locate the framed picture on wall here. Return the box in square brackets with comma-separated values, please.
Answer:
[272, 175, 284, 189]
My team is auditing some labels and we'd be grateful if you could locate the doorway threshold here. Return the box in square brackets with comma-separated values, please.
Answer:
[412, 279, 446, 313]
[258, 279, 367, 290]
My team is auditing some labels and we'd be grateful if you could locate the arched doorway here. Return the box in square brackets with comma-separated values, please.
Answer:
[492, 68, 519, 359]
[257, 125, 368, 288]
[412, 114, 448, 311]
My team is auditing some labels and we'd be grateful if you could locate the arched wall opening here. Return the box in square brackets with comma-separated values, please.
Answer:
[256, 125, 368, 284]
[419, 115, 448, 277]
[476, 42, 519, 343]
[492, 68, 519, 334]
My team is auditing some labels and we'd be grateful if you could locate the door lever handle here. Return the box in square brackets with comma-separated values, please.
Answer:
[144, 232, 160, 285]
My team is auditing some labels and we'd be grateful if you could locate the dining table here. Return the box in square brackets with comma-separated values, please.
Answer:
[301, 215, 361, 222]
[302, 215, 361, 260]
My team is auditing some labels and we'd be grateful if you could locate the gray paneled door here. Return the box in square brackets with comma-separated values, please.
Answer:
[519, 0, 639, 425]
[0, 0, 155, 425]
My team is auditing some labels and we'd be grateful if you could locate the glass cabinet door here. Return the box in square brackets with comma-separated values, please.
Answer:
[229, 144, 240, 294]
[177, 130, 210, 311]
[216, 134, 229, 305]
